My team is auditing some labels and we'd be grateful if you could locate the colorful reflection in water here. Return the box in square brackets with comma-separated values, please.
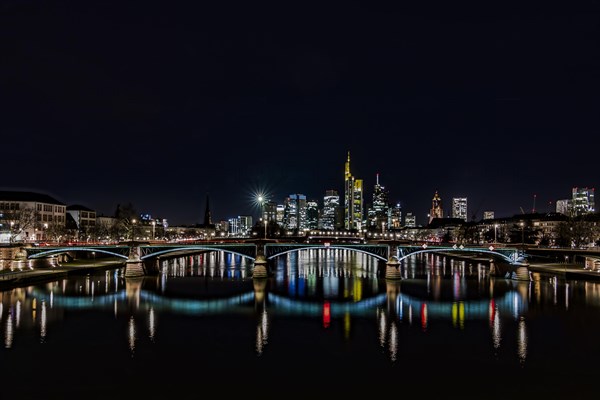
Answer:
[0, 250, 599, 397]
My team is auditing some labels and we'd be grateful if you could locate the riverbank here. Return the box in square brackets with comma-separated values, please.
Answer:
[528, 262, 600, 281]
[0, 258, 125, 290]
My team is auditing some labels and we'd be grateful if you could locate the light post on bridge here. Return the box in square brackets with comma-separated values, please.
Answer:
[494, 224, 498, 244]
[257, 195, 267, 239]
[131, 219, 137, 242]
[520, 222, 525, 246]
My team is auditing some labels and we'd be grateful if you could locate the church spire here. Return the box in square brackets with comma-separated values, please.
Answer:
[203, 194, 212, 226]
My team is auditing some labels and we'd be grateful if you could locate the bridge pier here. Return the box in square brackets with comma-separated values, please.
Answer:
[385, 257, 402, 279]
[384, 241, 402, 280]
[124, 244, 145, 277]
[252, 240, 270, 279]
[253, 254, 269, 278]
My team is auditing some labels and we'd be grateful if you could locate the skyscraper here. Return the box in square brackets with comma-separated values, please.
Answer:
[283, 194, 307, 232]
[344, 152, 363, 231]
[451, 197, 468, 221]
[572, 187, 595, 216]
[368, 173, 389, 231]
[322, 189, 340, 230]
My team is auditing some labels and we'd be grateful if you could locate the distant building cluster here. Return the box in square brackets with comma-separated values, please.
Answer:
[0, 154, 596, 246]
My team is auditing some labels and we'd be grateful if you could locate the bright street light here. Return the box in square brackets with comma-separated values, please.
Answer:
[257, 195, 267, 238]
[131, 219, 137, 241]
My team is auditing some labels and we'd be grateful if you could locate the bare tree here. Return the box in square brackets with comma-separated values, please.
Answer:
[2, 206, 39, 243]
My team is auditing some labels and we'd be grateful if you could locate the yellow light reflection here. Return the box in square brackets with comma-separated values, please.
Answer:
[40, 300, 47, 342]
[128, 316, 136, 356]
[517, 316, 527, 365]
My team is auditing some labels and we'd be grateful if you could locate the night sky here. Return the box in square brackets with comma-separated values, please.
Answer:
[2, 1, 599, 226]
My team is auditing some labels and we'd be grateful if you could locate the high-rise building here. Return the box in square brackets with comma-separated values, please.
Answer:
[572, 187, 595, 216]
[283, 194, 307, 231]
[265, 200, 277, 223]
[229, 215, 253, 236]
[306, 199, 319, 230]
[321, 190, 340, 230]
[452, 197, 468, 221]
[429, 190, 443, 223]
[344, 152, 363, 231]
[405, 212, 416, 228]
[276, 204, 285, 226]
[556, 199, 570, 215]
[368, 173, 389, 231]
[388, 202, 402, 229]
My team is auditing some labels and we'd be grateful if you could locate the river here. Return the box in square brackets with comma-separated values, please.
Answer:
[0, 249, 598, 399]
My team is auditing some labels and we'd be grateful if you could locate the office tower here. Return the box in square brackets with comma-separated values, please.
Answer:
[322, 190, 340, 230]
[572, 187, 595, 216]
[368, 173, 389, 231]
[276, 204, 285, 225]
[556, 199, 570, 215]
[483, 211, 494, 220]
[344, 152, 364, 231]
[283, 194, 307, 231]
[452, 197, 468, 221]
[429, 190, 443, 223]
[306, 199, 319, 230]
[405, 212, 416, 228]
[265, 200, 277, 223]
[228, 217, 240, 236]
[388, 202, 402, 229]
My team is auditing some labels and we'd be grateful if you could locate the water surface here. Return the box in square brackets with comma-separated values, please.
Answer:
[1, 250, 598, 399]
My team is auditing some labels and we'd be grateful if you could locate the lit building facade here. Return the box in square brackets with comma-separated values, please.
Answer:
[321, 190, 340, 230]
[388, 202, 402, 229]
[344, 152, 363, 231]
[283, 194, 307, 231]
[555, 199, 570, 216]
[306, 199, 319, 230]
[451, 197, 468, 221]
[0, 190, 67, 242]
[367, 173, 389, 231]
[572, 187, 595, 217]
[405, 212, 416, 228]
[429, 190, 443, 223]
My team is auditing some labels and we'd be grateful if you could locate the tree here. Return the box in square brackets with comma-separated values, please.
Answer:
[2, 206, 39, 243]
[115, 202, 138, 240]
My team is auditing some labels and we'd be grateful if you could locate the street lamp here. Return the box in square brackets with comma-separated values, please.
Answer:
[520, 222, 524, 245]
[43, 223, 48, 242]
[257, 195, 267, 238]
[131, 219, 137, 242]
[151, 220, 156, 240]
[494, 224, 498, 244]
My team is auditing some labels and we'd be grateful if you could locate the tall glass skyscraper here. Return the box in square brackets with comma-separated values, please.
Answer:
[322, 190, 340, 230]
[344, 152, 363, 231]
[452, 197, 468, 221]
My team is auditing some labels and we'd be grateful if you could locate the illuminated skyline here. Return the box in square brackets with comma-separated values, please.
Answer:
[1, 1, 598, 224]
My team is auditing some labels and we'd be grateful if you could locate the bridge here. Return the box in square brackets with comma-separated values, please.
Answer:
[20, 240, 526, 280]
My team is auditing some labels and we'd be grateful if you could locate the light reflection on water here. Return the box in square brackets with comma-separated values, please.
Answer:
[0, 250, 599, 397]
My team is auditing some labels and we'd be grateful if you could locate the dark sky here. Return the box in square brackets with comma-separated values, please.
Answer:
[1, 0, 599, 226]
